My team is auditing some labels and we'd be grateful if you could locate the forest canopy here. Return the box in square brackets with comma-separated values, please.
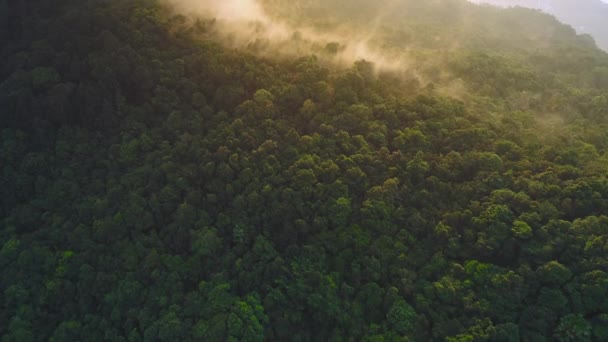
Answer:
[1, 0, 608, 341]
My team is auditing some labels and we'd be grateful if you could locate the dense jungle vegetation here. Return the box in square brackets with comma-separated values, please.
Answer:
[1, 0, 608, 340]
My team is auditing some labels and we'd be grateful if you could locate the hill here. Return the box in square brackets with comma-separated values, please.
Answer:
[1, 0, 608, 340]
[470, 0, 608, 51]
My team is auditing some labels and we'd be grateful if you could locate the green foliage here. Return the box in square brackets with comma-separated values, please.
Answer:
[30, 67, 60, 89]
[491, 323, 520, 342]
[554, 314, 592, 342]
[386, 299, 417, 335]
[537, 261, 573, 287]
[511, 220, 532, 239]
[1, 0, 608, 341]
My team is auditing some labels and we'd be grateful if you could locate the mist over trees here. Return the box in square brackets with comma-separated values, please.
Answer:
[1, 0, 608, 341]
[470, 0, 608, 51]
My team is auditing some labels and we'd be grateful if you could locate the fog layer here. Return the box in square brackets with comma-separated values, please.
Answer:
[166, 0, 410, 72]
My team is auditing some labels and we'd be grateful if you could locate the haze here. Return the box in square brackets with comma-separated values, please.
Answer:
[469, 0, 608, 50]
[166, 0, 411, 73]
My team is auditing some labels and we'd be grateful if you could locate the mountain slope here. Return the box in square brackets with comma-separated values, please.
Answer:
[1, 0, 608, 341]
[471, 0, 608, 50]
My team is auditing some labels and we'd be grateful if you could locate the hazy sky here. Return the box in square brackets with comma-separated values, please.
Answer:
[471, 0, 608, 5]
[473, 0, 608, 4]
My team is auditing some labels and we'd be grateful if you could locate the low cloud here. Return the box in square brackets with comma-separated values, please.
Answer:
[165, 0, 411, 73]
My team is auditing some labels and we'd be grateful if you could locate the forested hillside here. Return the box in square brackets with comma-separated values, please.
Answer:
[470, 0, 608, 51]
[1, 0, 608, 341]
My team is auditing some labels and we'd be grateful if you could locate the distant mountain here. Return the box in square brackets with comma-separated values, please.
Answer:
[471, 0, 608, 50]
